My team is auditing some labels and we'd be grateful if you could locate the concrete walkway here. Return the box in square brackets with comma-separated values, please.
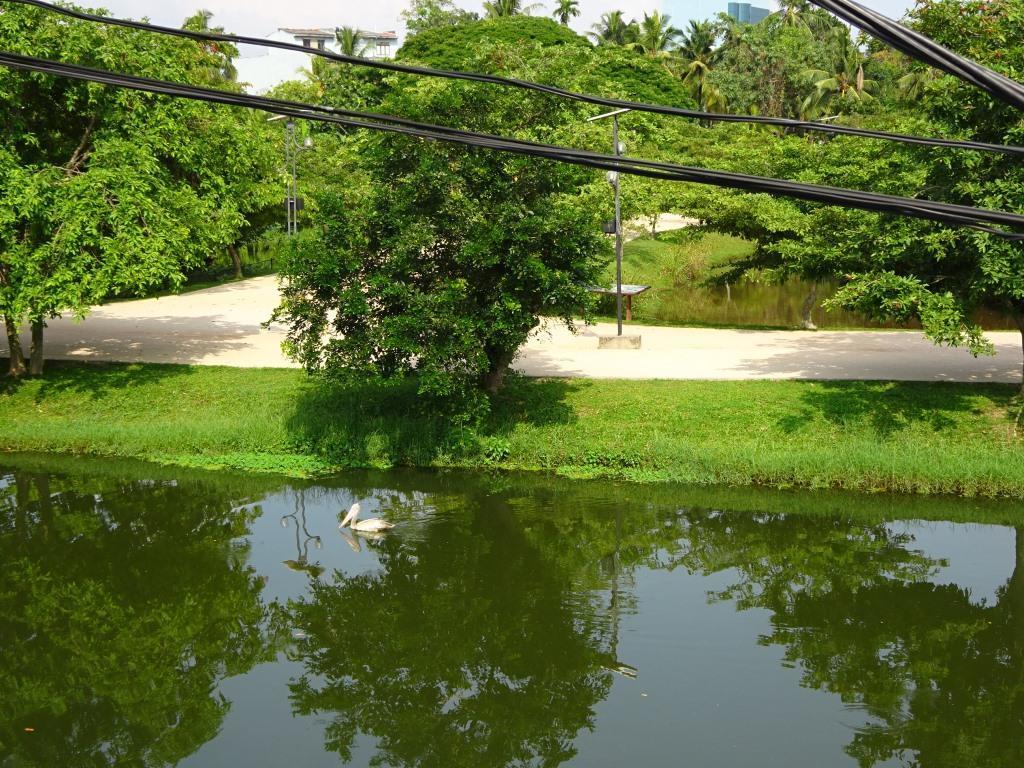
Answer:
[4, 275, 1022, 384]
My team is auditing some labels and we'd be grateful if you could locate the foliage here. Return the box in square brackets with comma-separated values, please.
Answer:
[552, 0, 580, 27]
[285, 495, 616, 765]
[0, 4, 277, 376]
[0, 467, 277, 765]
[589, 10, 638, 47]
[334, 26, 370, 57]
[398, 15, 585, 69]
[273, 45, 611, 399]
[401, 0, 480, 37]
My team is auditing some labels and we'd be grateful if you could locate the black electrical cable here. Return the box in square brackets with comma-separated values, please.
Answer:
[4, 0, 1024, 158]
[808, 0, 1024, 113]
[2, 50, 1022, 240]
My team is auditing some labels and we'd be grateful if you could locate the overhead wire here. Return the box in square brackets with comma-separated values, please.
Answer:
[3, 0, 1024, 157]
[808, 0, 1024, 113]
[1, 49, 1022, 240]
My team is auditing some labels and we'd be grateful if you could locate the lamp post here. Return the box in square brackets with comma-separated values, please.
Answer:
[268, 115, 313, 236]
[587, 108, 631, 336]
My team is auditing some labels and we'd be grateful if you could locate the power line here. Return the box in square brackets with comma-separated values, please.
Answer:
[1, 50, 1022, 239]
[808, 0, 1024, 113]
[4, 0, 1024, 157]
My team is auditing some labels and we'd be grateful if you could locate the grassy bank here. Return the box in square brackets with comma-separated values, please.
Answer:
[2, 361, 1023, 497]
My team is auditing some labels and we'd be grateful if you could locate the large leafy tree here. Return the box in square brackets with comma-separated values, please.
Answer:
[0, 4, 277, 377]
[822, 0, 1024, 382]
[401, 0, 480, 37]
[272, 48, 609, 400]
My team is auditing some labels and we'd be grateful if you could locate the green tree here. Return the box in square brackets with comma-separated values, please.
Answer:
[800, 29, 878, 119]
[182, 9, 238, 83]
[552, 0, 580, 27]
[678, 20, 727, 113]
[631, 11, 681, 59]
[589, 10, 638, 47]
[482, 0, 540, 19]
[401, 0, 479, 36]
[271, 50, 610, 400]
[0, 4, 277, 377]
[334, 25, 370, 57]
[816, 0, 1024, 383]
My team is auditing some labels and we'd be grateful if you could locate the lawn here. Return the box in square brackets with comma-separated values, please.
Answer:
[1, 361, 1022, 497]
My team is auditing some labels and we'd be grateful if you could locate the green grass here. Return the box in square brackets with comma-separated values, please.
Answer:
[2, 361, 1023, 497]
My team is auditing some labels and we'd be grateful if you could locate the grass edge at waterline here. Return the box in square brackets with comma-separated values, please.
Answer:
[1, 360, 1022, 498]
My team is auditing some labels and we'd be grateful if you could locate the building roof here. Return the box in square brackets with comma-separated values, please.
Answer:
[279, 27, 399, 41]
[280, 28, 334, 38]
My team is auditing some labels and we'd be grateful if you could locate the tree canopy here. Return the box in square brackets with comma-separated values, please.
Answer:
[0, 3, 278, 376]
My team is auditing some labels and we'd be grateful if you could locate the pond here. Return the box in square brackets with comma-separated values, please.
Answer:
[609, 277, 1019, 331]
[2, 455, 1022, 767]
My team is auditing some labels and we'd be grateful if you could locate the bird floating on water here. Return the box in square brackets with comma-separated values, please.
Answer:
[339, 502, 394, 533]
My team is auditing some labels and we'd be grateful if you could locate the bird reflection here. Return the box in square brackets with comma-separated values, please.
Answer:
[281, 489, 324, 578]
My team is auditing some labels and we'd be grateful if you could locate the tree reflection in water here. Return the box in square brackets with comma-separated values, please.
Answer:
[1, 462, 1021, 768]
[688, 513, 1024, 767]
[0, 468, 278, 767]
[285, 482, 1024, 768]
[284, 492, 620, 767]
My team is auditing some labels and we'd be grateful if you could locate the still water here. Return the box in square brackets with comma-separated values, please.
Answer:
[2, 455, 1022, 767]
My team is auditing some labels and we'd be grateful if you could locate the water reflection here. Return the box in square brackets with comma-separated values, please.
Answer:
[1, 460, 1022, 767]
[0, 467, 278, 767]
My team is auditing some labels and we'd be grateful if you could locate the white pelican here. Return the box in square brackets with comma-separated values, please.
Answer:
[339, 502, 394, 533]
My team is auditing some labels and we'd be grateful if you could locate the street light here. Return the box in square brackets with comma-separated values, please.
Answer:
[268, 115, 313, 236]
[587, 108, 631, 337]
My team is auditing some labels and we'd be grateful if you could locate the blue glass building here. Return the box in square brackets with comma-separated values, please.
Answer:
[727, 2, 771, 23]
[662, 1, 771, 25]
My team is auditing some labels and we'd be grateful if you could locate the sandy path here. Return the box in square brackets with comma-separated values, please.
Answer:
[3, 275, 1022, 384]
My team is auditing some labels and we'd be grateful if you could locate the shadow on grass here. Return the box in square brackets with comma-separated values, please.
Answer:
[285, 375, 580, 468]
[776, 380, 1015, 439]
[1, 359, 197, 402]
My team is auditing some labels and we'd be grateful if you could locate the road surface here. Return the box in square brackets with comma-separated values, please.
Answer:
[4, 275, 1021, 384]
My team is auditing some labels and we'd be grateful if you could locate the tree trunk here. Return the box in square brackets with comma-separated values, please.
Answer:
[228, 244, 243, 280]
[482, 350, 515, 394]
[801, 281, 819, 330]
[4, 314, 26, 377]
[29, 318, 44, 376]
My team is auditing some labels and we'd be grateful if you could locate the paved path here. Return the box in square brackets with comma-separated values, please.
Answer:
[4, 275, 1022, 384]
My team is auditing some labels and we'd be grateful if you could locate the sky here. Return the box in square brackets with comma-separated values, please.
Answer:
[96, 0, 918, 42]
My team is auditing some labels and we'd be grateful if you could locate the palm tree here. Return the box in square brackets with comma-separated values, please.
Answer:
[335, 26, 370, 57]
[552, 0, 580, 26]
[632, 12, 681, 58]
[897, 68, 937, 101]
[800, 37, 878, 118]
[677, 20, 726, 115]
[773, 0, 810, 28]
[713, 12, 751, 55]
[589, 11, 637, 46]
[483, 0, 540, 18]
[182, 9, 237, 82]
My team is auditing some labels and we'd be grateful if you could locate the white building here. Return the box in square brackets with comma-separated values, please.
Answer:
[236, 27, 399, 94]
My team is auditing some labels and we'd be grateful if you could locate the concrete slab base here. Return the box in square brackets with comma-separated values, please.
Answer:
[598, 334, 642, 350]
